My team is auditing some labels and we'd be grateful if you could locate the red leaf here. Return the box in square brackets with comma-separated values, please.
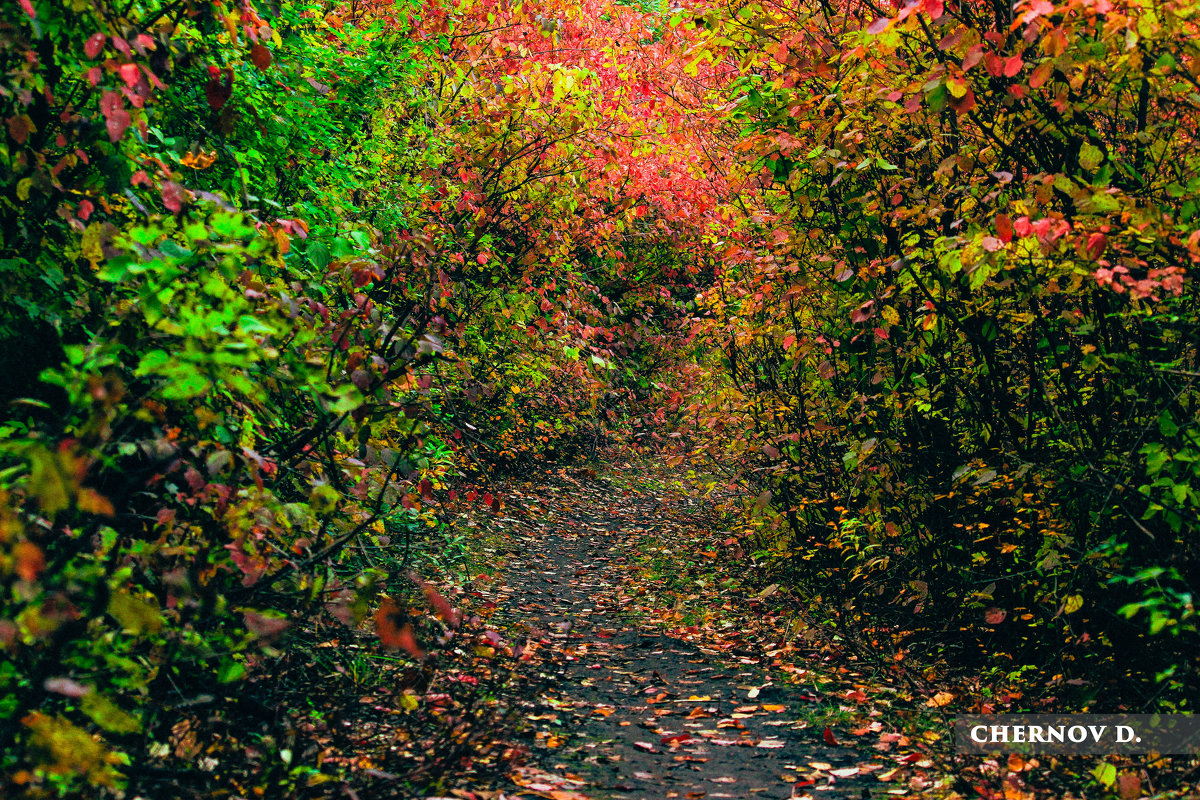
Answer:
[466, 490, 478, 502]
[250, 44, 272, 71]
[244, 610, 289, 640]
[962, 44, 984, 71]
[949, 88, 976, 114]
[985, 607, 1006, 625]
[660, 733, 697, 745]
[763, 444, 780, 458]
[866, 16, 890, 34]
[996, 214, 1013, 243]
[161, 181, 188, 213]
[481, 491, 494, 507]
[921, 0, 944, 17]
[6, 115, 34, 145]
[849, 300, 875, 323]
[19, 0, 35, 19]
[119, 62, 141, 88]
[823, 726, 839, 746]
[99, 91, 130, 142]
[984, 52, 1004, 77]
[77, 200, 94, 221]
[1003, 55, 1024, 77]
[1086, 232, 1108, 260]
[1024, 0, 1054, 18]
[84, 32, 106, 59]
[412, 574, 459, 628]
[205, 67, 233, 110]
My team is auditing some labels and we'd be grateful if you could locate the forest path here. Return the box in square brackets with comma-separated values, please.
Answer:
[472, 466, 899, 800]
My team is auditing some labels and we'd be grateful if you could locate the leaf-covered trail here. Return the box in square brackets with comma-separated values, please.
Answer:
[473, 468, 898, 799]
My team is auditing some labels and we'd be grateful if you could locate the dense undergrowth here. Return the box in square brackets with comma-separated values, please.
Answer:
[1, 0, 1199, 795]
[681, 0, 1200, 720]
[0, 0, 690, 794]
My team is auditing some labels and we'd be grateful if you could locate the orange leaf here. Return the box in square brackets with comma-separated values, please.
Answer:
[13, 542, 45, 582]
[375, 599, 424, 658]
[411, 573, 459, 628]
[77, 488, 115, 517]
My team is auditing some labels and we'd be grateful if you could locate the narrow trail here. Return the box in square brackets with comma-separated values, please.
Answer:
[476, 470, 886, 799]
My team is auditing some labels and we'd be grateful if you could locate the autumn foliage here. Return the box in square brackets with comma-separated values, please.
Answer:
[2, 0, 1200, 794]
[682, 0, 1200, 711]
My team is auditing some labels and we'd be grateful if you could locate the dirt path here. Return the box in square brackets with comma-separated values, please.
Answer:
[479, 471, 884, 800]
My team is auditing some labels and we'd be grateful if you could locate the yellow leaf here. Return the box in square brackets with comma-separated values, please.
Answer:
[81, 693, 141, 734]
[107, 591, 164, 635]
[23, 713, 122, 786]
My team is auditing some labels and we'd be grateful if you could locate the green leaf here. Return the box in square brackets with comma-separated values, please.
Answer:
[1092, 762, 1117, 787]
[217, 659, 246, 683]
[307, 240, 331, 268]
[1079, 143, 1103, 172]
[97, 256, 133, 283]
